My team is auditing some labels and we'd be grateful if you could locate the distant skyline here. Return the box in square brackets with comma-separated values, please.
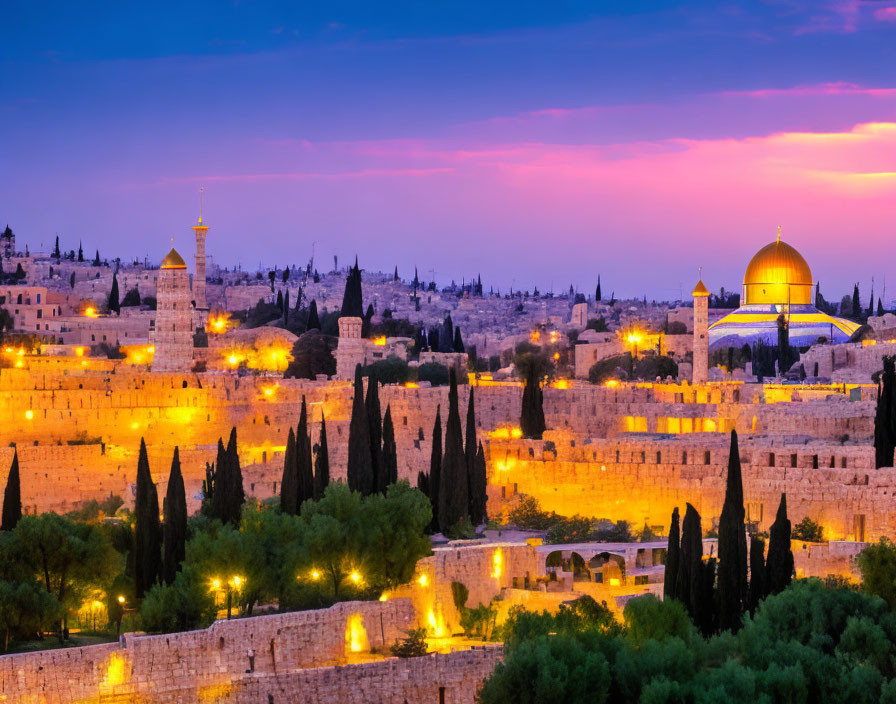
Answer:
[2, 1, 895, 300]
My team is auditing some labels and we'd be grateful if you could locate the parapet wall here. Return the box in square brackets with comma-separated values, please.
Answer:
[0, 599, 415, 704]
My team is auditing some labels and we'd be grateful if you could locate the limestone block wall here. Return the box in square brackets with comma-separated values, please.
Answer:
[0, 599, 415, 704]
[487, 434, 891, 541]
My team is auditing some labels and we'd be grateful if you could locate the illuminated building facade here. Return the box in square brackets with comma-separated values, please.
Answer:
[709, 229, 860, 348]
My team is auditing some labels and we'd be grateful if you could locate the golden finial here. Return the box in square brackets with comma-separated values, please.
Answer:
[171, 236, 175, 246]
[198, 186, 204, 225]
[776, 225, 781, 243]
[698, 266, 703, 279]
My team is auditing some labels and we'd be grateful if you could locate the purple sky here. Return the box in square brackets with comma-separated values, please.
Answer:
[2, 1, 895, 300]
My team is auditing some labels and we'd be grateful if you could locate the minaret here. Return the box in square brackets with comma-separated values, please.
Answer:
[153, 246, 194, 373]
[191, 187, 209, 310]
[692, 274, 709, 384]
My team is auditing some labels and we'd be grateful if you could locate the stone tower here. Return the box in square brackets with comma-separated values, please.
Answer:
[335, 316, 364, 380]
[692, 278, 709, 384]
[192, 197, 209, 310]
[152, 248, 194, 373]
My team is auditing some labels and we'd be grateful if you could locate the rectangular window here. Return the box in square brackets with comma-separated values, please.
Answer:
[704, 450, 711, 465]
[790, 454, 797, 468]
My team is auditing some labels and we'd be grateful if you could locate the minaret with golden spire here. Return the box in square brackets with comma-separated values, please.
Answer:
[192, 187, 209, 310]
[692, 266, 710, 385]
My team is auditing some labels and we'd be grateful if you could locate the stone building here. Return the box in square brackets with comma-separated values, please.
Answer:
[192, 215, 209, 311]
[692, 279, 709, 383]
[151, 248, 194, 372]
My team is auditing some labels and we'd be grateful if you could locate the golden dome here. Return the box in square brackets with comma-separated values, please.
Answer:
[692, 279, 709, 296]
[742, 236, 813, 305]
[160, 248, 187, 269]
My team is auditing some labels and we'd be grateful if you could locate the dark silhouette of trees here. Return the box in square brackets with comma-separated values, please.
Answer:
[1, 450, 22, 532]
[347, 365, 374, 495]
[439, 369, 468, 532]
[135, 439, 161, 598]
[718, 430, 748, 632]
[663, 506, 680, 600]
[162, 447, 187, 585]
[874, 356, 896, 468]
[520, 369, 546, 439]
[108, 273, 120, 314]
[766, 493, 794, 596]
[313, 413, 330, 500]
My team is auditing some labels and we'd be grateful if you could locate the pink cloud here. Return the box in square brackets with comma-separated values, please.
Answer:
[874, 6, 896, 21]
[720, 82, 896, 98]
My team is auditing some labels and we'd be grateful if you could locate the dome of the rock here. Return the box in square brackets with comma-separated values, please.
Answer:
[742, 238, 813, 305]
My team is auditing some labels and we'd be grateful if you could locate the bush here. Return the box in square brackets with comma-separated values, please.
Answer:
[362, 356, 410, 384]
[545, 516, 593, 544]
[390, 628, 429, 657]
[586, 317, 609, 332]
[588, 353, 632, 384]
[792, 516, 824, 542]
[444, 516, 475, 540]
[417, 362, 450, 386]
[140, 566, 216, 633]
[507, 497, 556, 531]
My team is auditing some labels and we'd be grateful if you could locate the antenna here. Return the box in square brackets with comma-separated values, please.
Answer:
[198, 186, 204, 224]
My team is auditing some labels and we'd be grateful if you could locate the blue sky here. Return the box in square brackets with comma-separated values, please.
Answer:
[2, 1, 895, 299]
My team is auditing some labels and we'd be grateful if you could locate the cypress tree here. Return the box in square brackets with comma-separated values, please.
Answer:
[676, 503, 703, 620]
[162, 447, 187, 585]
[1, 450, 22, 532]
[520, 369, 546, 439]
[696, 557, 717, 637]
[747, 534, 766, 614]
[393, 266, 399, 281]
[208, 438, 226, 520]
[366, 371, 383, 493]
[276, 290, 283, 309]
[93, 250, 101, 266]
[718, 429, 748, 632]
[347, 365, 374, 495]
[313, 412, 330, 500]
[223, 428, 245, 526]
[663, 506, 680, 600]
[381, 405, 398, 492]
[429, 406, 442, 532]
[78, 242, 83, 262]
[596, 276, 602, 301]
[470, 442, 488, 526]
[283, 289, 290, 325]
[307, 300, 321, 330]
[464, 387, 478, 520]
[108, 273, 120, 314]
[766, 493, 794, 596]
[879, 298, 885, 318]
[340, 260, 364, 318]
[852, 283, 861, 320]
[53, 235, 60, 259]
[280, 428, 299, 515]
[362, 303, 374, 338]
[439, 369, 468, 532]
[417, 471, 430, 498]
[296, 396, 314, 505]
[874, 356, 896, 468]
[135, 439, 161, 598]
[454, 326, 465, 353]
[69, 272, 76, 289]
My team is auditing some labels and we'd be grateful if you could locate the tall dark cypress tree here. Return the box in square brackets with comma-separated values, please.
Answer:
[676, 503, 703, 621]
[208, 438, 226, 520]
[78, 241, 83, 262]
[108, 273, 120, 314]
[464, 388, 480, 521]
[162, 448, 187, 585]
[283, 289, 290, 326]
[852, 283, 861, 321]
[696, 557, 717, 637]
[879, 298, 885, 318]
[417, 471, 430, 498]
[766, 493, 794, 596]
[439, 369, 468, 532]
[596, 276, 602, 302]
[366, 371, 383, 493]
[874, 356, 896, 468]
[307, 300, 321, 330]
[663, 506, 680, 600]
[313, 412, 330, 500]
[1, 450, 22, 532]
[347, 365, 374, 495]
[340, 260, 364, 318]
[280, 428, 299, 515]
[296, 396, 314, 505]
[223, 428, 245, 526]
[470, 442, 488, 526]
[718, 429, 748, 632]
[135, 439, 161, 598]
[520, 369, 546, 439]
[429, 406, 443, 532]
[747, 534, 766, 614]
[380, 405, 398, 492]
[53, 235, 60, 259]
[454, 326, 465, 353]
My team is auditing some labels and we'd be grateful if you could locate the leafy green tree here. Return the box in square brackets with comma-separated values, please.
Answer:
[857, 537, 896, 609]
[1, 450, 22, 532]
[135, 439, 161, 597]
[140, 564, 216, 633]
[439, 369, 468, 533]
[300, 482, 364, 596]
[791, 516, 824, 542]
[283, 329, 337, 380]
[623, 593, 697, 645]
[347, 365, 374, 495]
[0, 578, 60, 651]
[718, 429, 748, 631]
[507, 496, 556, 531]
[162, 448, 187, 585]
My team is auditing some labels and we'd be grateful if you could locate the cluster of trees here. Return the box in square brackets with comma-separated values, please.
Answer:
[520, 369, 546, 440]
[664, 430, 794, 635]
[280, 396, 329, 514]
[480, 579, 896, 703]
[50, 235, 87, 263]
[588, 352, 678, 385]
[345, 367, 400, 496]
[506, 497, 646, 544]
[415, 369, 487, 537]
[141, 482, 432, 633]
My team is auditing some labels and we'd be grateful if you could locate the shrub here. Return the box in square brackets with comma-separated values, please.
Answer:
[390, 628, 429, 657]
[792, 516, 824, 542]
[362, 356, 410, 384]
[507, 497, 556, 531]
[417, 362, 450, 386]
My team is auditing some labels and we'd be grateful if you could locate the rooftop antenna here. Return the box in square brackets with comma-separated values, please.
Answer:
[198, 186, 204, 224]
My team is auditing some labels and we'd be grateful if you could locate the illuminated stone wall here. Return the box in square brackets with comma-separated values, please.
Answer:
[487, 432, 890, 542]
[0, 599, 415, 704]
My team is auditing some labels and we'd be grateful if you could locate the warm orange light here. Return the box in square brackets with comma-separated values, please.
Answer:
[346, 613, 368, 653]
[417, 574, 429, 587]
[405, 382, 420, 389]
[552, 379, 570, 390]
[529, 330, 541, 343]
[626, 332, 643, 345]
[609, 578, 621, 587]
[491, 549, 503, 579]
[24, 410, 33, 420]
[75, 347, 85, 357]
[130, 422, 139, 430]
[310, 569, 321, 581]
[15, 359, 24, 368]
[227, 354, 239, 366]
[372, 336, 387, 346]
[349, 571, 362, 584]
[553, 352, 561, 361]
[206, 311, 231, 334]
[605, 379, 620, 388]
[117, 595, 125, 604]
[211, 578, 222, 591]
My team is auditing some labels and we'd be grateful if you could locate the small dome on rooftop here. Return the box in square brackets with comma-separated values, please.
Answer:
[161, 248, 187, 269]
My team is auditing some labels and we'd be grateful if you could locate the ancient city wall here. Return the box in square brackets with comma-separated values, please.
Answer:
[0, 599, 415, 704]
